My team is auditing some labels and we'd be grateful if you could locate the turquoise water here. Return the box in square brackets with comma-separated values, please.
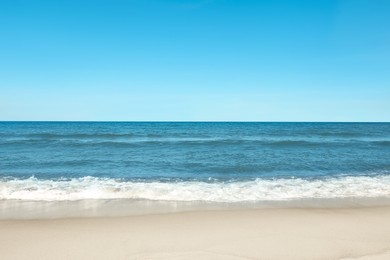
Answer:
[1, 122, 390, 202]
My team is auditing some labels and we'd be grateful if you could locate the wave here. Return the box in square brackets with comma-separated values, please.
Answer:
[25, 133, 137, 139]
[0, 132, 213, 139]
[313, 131, 368, 137]
[371, 141, 390, 147]
[0, 138, 352, 147]
[1, 175, 390, 202]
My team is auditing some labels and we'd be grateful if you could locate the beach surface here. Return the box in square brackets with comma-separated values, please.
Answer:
[1, 207, 390, 260]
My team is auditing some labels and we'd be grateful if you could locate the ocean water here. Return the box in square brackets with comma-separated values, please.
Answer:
[1, 122, 390, 203]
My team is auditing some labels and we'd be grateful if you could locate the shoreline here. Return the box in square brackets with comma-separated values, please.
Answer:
[2, 197, 390, 219]
[1, 207, 390, 259]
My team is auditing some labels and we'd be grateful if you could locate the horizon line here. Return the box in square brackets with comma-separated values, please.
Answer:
[0, 120, 389, 123]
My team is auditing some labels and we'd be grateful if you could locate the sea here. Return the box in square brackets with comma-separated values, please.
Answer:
[1, 122, 390, 216]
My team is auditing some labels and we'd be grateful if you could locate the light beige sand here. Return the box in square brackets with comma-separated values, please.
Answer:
[1, 207, 390, 260]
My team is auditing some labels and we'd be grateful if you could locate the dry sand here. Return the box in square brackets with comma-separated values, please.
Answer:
[1, 207, 390, 260]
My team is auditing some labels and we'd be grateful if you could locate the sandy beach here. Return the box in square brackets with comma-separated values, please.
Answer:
[1, 207, 390, 260]
[2, 0, 389, 258]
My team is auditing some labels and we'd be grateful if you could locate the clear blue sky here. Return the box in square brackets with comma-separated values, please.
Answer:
[0, 0, 389, 121]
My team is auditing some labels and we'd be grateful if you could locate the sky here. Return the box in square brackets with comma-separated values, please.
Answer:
[0, 0, 389, 121]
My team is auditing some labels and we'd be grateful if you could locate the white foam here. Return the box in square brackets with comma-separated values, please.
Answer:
[1, 175, 390, 202]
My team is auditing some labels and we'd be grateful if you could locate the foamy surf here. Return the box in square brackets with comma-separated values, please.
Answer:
[2, 175, 390, 202]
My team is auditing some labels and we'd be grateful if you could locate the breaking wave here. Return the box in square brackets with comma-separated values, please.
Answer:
[2, 175, 390, 202]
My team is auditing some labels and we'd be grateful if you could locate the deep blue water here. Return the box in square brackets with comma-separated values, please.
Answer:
[0, 122, 390, 201]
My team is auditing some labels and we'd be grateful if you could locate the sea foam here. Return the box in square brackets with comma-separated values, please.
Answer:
[1, 175, 390, 202]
